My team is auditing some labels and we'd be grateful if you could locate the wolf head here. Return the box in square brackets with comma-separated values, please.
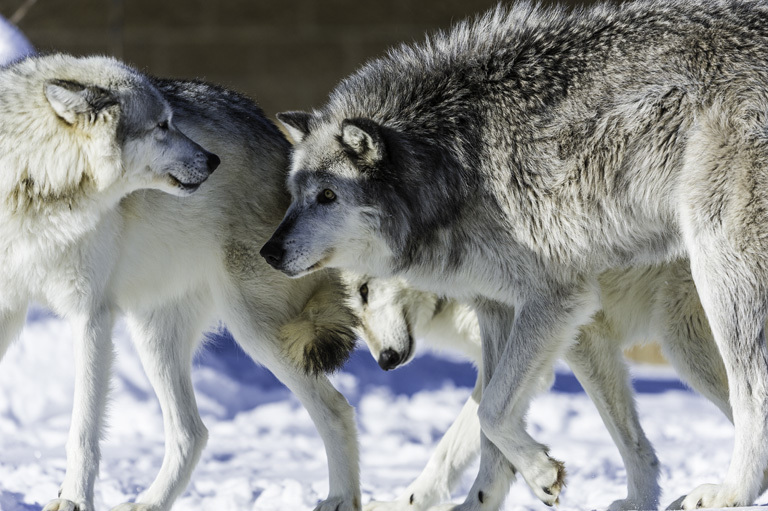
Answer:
[260, 112, 395, 278]
[0, 55, 219, 209]
[343, 273, 418, 371]
[261, 109, 470, 280]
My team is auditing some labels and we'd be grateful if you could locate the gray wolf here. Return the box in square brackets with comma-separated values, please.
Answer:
[262, 1, 768, 508]
[346, 263, 734, 511]
[0, 55, 360, 511]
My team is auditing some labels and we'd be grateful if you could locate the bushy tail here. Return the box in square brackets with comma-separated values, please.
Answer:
[279, 277, 360, 376]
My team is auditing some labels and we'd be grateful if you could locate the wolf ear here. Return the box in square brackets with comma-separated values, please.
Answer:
[277, 111, 313, 143]
[341, 118, 386, 164]
[44, 79, 118, 125]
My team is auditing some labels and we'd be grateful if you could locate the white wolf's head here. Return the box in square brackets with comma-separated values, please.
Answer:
[344, 273, 416, 370]
[343, 272, 453, 371]
[0, 55, 219, 210]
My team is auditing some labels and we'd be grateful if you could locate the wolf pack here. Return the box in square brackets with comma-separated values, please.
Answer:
[3, 0, 768, 510]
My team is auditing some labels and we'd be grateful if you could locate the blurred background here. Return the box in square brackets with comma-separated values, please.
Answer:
[2, 0, 506, 115]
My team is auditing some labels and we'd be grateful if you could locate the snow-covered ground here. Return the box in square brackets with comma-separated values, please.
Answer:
[0, 309, 762, 511]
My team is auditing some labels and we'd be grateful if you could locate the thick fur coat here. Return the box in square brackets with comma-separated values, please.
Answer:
[264, 1, 768, 509]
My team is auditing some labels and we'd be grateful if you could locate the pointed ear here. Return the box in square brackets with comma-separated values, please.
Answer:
[341, 118, 386, 164]
[44, 79, 118, 125]
[277, 111, 313, 143]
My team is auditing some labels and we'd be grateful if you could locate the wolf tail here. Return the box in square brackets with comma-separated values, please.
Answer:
[279, 275, 360, 376]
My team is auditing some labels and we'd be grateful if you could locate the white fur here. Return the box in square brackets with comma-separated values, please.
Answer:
[0, 55, 216, 511]
[349, 262, 734, 511]
[0, 58, 358, 511]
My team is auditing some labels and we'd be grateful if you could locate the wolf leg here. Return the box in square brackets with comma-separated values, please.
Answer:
[366, 377, 484, 511]
[658, 264, 732, 421]
[676, 254, 768, 509]
[473, 283, 600, 508]
[224, 296, 361, 511]
[671, 104, 768, 508]
[110, 291, 211, 511]
[565, 331, 660, 510]
[44, 306, 114, 511]
[426, 433, 517, 511]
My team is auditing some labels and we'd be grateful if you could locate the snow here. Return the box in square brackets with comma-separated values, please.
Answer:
[0, 15, 34, 66]
[0, 309, 764, 511]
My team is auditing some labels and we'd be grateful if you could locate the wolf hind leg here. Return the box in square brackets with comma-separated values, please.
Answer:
[111, 290, 212, 511]
[658, 263, 732, 421]
[679, 264, 768, 509]
[565, 327, 660, 511]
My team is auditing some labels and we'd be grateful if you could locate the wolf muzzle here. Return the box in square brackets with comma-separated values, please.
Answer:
[261, 209, 301, 271]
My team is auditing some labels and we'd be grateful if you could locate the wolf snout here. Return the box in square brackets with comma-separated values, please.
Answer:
[377, 348, 403, 371]
[260, 239, 285, 270]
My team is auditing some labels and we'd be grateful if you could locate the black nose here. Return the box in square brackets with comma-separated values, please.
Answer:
[207, 152, 220, 172]
[377, 348, 402, 371]
[260, 240, 284, 269]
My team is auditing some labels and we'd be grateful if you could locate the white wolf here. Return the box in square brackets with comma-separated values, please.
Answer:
[346, 262, 734, 511]
[0, 56, 360, 511]
[0, 54, 218, 511]
[262, 1, 768, 508]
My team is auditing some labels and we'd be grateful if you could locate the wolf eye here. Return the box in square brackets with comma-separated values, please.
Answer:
[318, 189, 336, 204]
[157, 120, 169, 131]
[359, 283, 369, 305]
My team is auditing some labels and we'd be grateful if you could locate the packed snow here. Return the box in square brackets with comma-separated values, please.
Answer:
[0, 308, 764, 511]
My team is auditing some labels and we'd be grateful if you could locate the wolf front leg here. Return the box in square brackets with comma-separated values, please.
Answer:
[110, 291, 212, 511]
[473, 283, 600, 509]
[272, 364, 361, 511]
[366, 377, 483, 511]
[44, 306, 115, 511]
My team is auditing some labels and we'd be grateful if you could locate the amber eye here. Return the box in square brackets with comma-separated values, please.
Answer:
[359, 283, 369, 304]
[318, 188, 337, 204]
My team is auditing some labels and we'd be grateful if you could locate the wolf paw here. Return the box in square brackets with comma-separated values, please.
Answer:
[42, 499, 85, 511]
[521, 454, 565, 506]
[608, 496, 658, 511]
[678, 484, 746, 509]
[315, 495, 361, 511]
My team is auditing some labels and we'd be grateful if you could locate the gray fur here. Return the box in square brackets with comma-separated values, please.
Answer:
[265, 1, 768, 509]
